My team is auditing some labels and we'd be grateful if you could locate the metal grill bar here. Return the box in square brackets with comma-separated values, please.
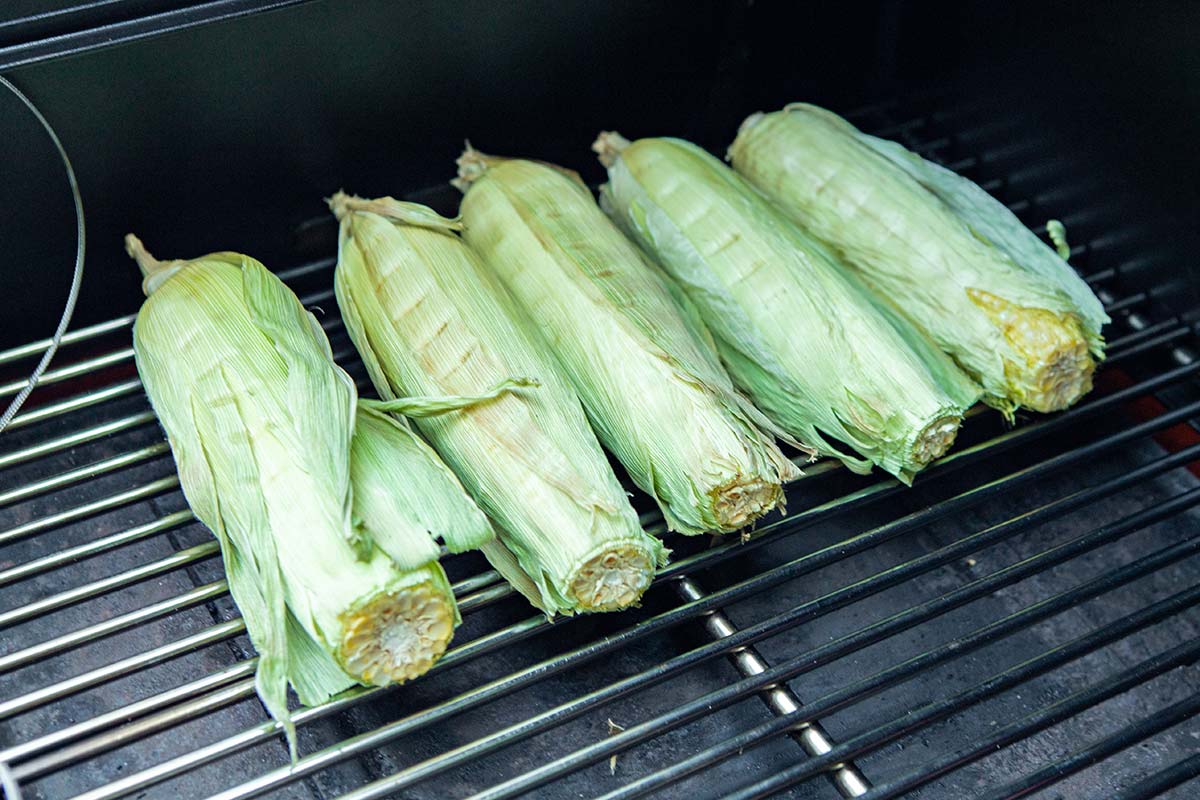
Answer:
[65, 616, 553, 800]
[0, 442, 170, 509]
[722, 597, 1200, 799]
[0, 331, 353, 436]
[0, 580, 227, 674]
[975, 694, 1200, 800]
[14, 679, 261, 786]
[15, 389, 1197, 800]
[1107, 323, 1199, 365]
[0, 258, 335, 369]
[0, 318, 133, 369]
[5, 576, 532, 785]
[2, 358, 1181, 701]
[0, 663, 256, 766]
[1112, 753, 1200, 800]
[0, 241, 1138, 429]
[673, 576, 872, 799]
[1, 569, 508, 722]
[0, 509, 192, 587]
[3, 382, 146, 433]
[0, 478, 182, 548]
[0, 349, 135, 400]
[2, 101, 1197, 800]
[0, 541, 220, 629]
[457, 472, 1200, 800]
[601, 518, 1200, 800]
[0, 313, 1166, 526]
[0, 619, 246, 721]
[0, 289, 344, 404]
[0, 411, 155, 470]
[195, 435, 1200, 800]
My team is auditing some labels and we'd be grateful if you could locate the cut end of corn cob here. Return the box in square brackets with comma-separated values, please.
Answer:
[967, 288, 1096, 413]
[567, 542, 656, 612]
[591, 131, 632, 168]
[712, 476, 786, 531]
[337, 581, 457, 686]
[911, 416, 962, 467]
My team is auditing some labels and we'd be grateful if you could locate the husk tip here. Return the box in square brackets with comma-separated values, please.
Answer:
[591, 131, 631, 168]
[326, 190, 354, 221]
[124, 233, 174, 295]
[123, 232, 153, 268]
[727, 111, 766, 160]
[452, 140, 493, 192]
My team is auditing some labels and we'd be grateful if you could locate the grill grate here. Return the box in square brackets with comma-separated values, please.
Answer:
[1, 99, 1199, 800]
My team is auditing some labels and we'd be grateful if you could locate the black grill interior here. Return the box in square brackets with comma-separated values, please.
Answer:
[2, 3, 1200, 799]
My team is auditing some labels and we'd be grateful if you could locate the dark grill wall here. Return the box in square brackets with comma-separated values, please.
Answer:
[2, 0, 1199, 349]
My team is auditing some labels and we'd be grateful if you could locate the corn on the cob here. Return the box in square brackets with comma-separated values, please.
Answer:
[594, 134, 983, 482]
[128, 235, 491, 753]
[728, 104, 1108, 415]
[453, 148, 799, 536]
[329, 195, 666, 615]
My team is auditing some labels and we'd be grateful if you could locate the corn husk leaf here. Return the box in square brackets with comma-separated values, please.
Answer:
[597, 136, 982, 482]
[331, 195, 666, 616]
[130, 239, 476, 756]
[728, 104, 1108, 414]
[455, 151, 800, 535]
[351, 401, 494, 566]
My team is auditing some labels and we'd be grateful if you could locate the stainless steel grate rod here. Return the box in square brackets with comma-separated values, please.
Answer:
[0, 509, 192, 587]
[972, 692, 1200, 800]
[0, 257, 337, 370]
[450, 458, 1200, 800]
[0, 332, 355, 434]
[0, 541, 220, 630]
[7, 383, 1190, 786]
[0, 569, 516, 727]
[0, 579, 228, 674]
[0, 477, 182, 548]
[0, 389, 1159, 708]
[1110, 752, 1200, 800]
[673, 576, 871, 798]
[0, 662, 258, 767]
[599, 497, 1200, 799]
[0, 619, 247, 721]
[13, 385, 1200, 799]
[726, 607, 1200, 800]
[0, 441, 170, 510]
[0, 289, 345, 404]
[0, 252, 1130, 409]
[0, 411, 154, 470]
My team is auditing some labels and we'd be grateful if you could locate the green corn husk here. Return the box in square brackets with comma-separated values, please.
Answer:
[128, 235, 493, 754]
[329, 194, 667, 616]
[452, 148, 800, 536]
[594, 134, 983, 482]
[728, 104, 1109, 415]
